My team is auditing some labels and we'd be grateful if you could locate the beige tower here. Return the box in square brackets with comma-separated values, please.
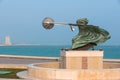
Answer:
[5, 36, 12, 45]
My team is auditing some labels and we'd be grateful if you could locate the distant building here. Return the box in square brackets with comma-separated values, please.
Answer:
[5, 36, 12, 45]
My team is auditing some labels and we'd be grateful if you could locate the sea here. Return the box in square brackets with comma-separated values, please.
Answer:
[0, 45, 120, 59]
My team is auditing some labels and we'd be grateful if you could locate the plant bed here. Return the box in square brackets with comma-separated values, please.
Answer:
[0, 68, 26, 79]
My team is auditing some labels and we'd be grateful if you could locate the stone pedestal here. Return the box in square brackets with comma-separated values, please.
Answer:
[60, 50, 103, 69]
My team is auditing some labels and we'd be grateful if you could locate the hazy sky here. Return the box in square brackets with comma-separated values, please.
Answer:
[0, 0, 120, 45]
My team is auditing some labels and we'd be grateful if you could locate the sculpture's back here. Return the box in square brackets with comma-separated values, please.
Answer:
[42, 17, 111, 50]
[72, 18, 111, 50]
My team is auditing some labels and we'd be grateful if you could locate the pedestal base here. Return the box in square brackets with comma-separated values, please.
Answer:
[60, 50, 103, 69]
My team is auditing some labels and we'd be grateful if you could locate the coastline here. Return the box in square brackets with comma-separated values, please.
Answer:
[0, 54, 120, 64]
[0, 45, 120, 59]
[0, 54, 59, 60]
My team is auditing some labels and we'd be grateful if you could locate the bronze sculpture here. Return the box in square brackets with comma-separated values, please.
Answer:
[72, 18, 111, 50]
[42, 17, 111, 50]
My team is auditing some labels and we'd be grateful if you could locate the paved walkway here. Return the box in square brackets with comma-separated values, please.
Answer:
[0, 55, 58, 64]
[0, 55, 58, 80]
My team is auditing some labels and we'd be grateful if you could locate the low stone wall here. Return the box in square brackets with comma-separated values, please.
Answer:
[0, 64, 27, 69]
[104, 62, 120, 69]
[34, 62, 59, 68]
[20, 62, 120, 80]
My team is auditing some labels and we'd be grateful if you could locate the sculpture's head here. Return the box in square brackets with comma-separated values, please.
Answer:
[76, 18, 88, 26]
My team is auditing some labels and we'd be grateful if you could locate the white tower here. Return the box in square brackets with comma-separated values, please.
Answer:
[5, 36, 12, 45]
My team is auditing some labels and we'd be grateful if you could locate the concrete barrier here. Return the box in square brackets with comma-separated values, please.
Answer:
[0, 64, 27, 69]
[17, 62, 120, 80]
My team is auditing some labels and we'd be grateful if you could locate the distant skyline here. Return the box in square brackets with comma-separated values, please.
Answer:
[0, 36, 12, 45]
[0, 0, 120, 45]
